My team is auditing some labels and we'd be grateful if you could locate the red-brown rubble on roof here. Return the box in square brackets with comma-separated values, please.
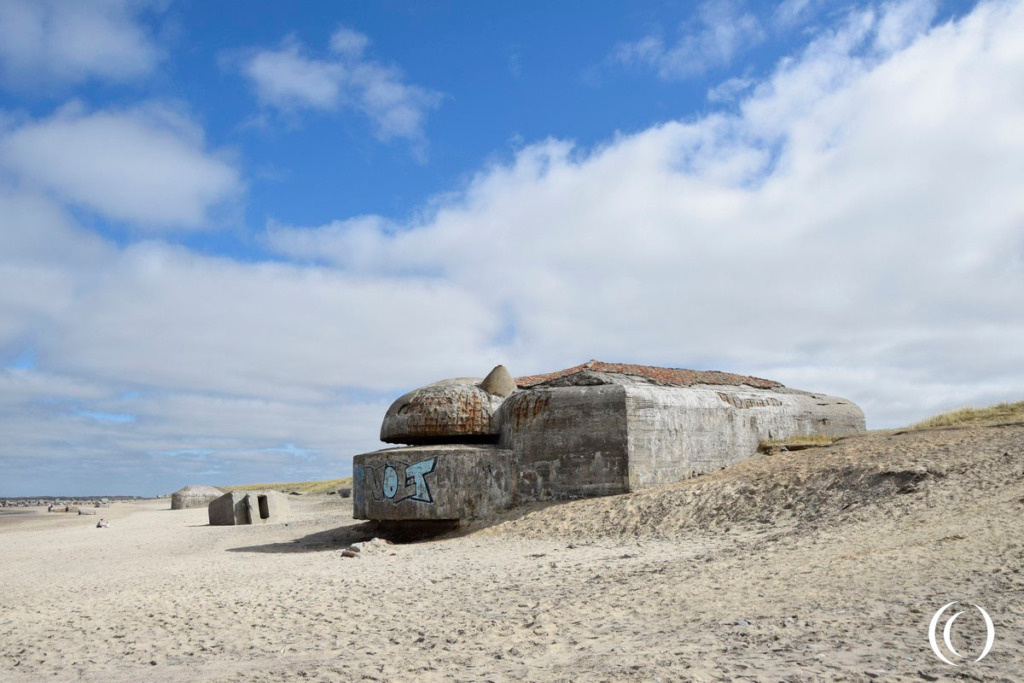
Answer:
[515, 360, 783, 390]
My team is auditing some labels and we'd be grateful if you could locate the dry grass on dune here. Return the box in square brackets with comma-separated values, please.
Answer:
[756, 398, 1024, 453]
[758, 433, 839, 449]
[911, 399, 1024, 429]
[221, 477, 352, 495]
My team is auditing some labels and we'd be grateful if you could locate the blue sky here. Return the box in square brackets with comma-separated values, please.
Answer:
[1, 0, 1020, 497]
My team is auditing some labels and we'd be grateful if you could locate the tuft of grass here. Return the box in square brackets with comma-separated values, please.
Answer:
[222, 477, 352, 495]
[910, 400, 1024, 430]
[759, 434, 839, 451]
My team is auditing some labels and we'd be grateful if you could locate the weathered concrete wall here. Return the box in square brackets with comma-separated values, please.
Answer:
[756, 387, 866, 440]
[496, 385, 629, 500]
[624, 385, 760, 488]
[353, 444, 514, 521]
[251, 490, 288, 524]
[209, 491, 248, 525]
[208, 490, 289, 526]
[624, 384, 864, 489]
[496, 378, 865, 497]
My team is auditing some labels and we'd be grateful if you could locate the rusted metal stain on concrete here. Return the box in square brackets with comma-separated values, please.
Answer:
[402, 392, 487, 436]
[505, 392, 551, 430]
[381, 382, 503, 444]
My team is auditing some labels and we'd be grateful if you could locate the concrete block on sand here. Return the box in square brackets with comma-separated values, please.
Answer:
[208, 490, 289, 526]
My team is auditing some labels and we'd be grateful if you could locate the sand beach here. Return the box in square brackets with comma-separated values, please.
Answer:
[2, 424, 1023, 681]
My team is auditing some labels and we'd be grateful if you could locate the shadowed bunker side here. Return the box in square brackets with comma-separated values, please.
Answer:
[352, 361, 865, 524]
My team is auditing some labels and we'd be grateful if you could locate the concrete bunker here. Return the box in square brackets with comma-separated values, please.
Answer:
[352, 361, 865, 523]
[170, 485, 223, 510]
[208, 490, 289, 526]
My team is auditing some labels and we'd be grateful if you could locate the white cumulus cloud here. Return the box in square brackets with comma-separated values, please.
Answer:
[267, 0, 1024, 428]
[0, 0, 161, 88]
[237, 26, 441, 146]
[0, 102, 243, 229]
[614, 1, 765, 80]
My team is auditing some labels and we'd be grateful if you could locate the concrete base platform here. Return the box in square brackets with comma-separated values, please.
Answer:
[352, 444, 514, 521]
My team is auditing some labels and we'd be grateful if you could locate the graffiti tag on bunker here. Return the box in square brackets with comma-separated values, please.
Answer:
[365, 456, 437, 504]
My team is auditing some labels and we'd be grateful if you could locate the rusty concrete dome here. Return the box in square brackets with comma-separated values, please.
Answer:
[380, 374, 510, 445]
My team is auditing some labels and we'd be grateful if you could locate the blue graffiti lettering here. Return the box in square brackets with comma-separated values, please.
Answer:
[382, 465, 399, 499]
[366, 456, 438, 505]
[404, 457, 437, 503]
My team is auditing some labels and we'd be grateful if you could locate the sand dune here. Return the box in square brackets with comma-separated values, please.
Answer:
[1, 424, 1022, 681]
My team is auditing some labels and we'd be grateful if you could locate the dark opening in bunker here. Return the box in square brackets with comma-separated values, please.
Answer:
[258, 495, 270, 520]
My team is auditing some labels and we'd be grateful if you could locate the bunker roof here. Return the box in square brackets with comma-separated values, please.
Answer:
[515, 360, 782, 390]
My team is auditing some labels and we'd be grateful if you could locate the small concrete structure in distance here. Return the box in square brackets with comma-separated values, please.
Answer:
[171, 485, 223, 510]
[352, 361, 865, 523]
[208, 490, 289, 526]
